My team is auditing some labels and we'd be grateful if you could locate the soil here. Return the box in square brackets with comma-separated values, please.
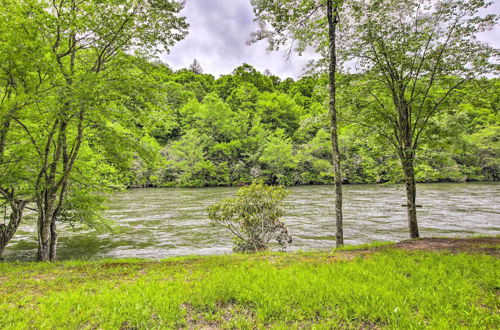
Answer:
[393, 237, 499, 255]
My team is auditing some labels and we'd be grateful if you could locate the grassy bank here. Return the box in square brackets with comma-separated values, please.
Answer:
[1, 238, 498, 329]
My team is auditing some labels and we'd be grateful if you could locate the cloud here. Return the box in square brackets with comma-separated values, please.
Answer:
[477, 1, 500, 51]
[161, 0, 317, 79]
[162, 0, 499, 79]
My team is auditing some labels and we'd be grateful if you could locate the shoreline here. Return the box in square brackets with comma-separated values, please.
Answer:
[127, 180, 500, 190]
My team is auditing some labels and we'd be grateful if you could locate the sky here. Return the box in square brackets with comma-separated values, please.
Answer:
[161, 0, 500, 79]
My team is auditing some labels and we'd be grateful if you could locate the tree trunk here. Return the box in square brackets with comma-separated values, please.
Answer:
[37, 215, 51, 261]
[36, 197, 61, 261]
[36, 119, 67, 261]
[397, 97, 420, 240]
[0, 225, 6, 260]
[327, 0, 343, 247]
[0, 242, 4, 261]
[36, 194, 56, 261]
[402, 156, 419, 239]
[49, 220, 58, 261]
[0, 199, 27, 260]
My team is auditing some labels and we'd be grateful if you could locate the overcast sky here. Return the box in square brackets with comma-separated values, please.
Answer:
[161, 0, 500, 79]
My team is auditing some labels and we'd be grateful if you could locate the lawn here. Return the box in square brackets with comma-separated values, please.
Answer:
[0, 238, 498, 329]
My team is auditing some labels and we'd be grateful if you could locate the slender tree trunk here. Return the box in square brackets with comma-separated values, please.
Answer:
[36, 193, 56, 261]
[36, 110, 82, 261]
[37, 194, 63, 261]
[327, 0, 343, 247]
[398, 99, 419, 239]
[49, 219, 58, 261]
[37, 213, 51, 261]
[36, 117, 66, 261]
[402, 156, 419, 239]
[0, 118, 11, 158]
[0, 199, 27, 260]
[0, 242, 4, 261]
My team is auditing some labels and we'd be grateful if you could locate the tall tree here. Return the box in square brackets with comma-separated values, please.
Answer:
[326, 0, 343, 246]
[0, 0, 54, 259]
[189, 59, 204, 74]
[17, 0, 188, 261]
[345, 0, 498, 238]
[251, 0, 345, 246]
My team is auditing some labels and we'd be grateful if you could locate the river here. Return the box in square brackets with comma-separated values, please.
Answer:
[3, 182, 499, 260]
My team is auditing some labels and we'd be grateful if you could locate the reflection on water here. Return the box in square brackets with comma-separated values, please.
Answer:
[4, 182, 500, 260]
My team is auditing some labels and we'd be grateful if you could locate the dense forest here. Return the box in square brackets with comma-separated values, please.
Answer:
[124, 62, 499, 188]
[1, 0, 498, 261]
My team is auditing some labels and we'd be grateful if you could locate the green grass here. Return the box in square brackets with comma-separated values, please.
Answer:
[333, 240, 394, 251]
[0, 247, 498, 329]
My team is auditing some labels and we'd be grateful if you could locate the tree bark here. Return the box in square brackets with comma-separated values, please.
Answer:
[36, 205, 52, 261]
[36, 190, 57, 261]
[402, 156, 419, 239]
[0, 199, 28, 260]
[49, 219, 58, 261]
[0, 240, 4, 260]
[37, 188, 65, 261]
[327, 0, 343, 247]
[36, 117, 67, 261]
[398, 98, 420, 239]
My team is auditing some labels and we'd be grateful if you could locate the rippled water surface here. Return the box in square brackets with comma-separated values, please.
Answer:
[5, 182, 500, 260]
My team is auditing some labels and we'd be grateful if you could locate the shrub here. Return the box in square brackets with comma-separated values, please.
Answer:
[208, 183, 292, 252]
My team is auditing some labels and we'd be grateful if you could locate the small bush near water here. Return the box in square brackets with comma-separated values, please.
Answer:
[208, 183, 293, 252]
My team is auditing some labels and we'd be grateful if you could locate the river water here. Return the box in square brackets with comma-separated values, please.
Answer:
[4, 182, 499, 261]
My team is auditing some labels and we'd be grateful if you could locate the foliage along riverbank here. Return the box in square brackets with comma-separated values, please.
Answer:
[1, 237, 498, 329]
[126, 66, 500, 188]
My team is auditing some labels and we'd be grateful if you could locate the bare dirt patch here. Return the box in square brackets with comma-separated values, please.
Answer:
[99, 262, 152, 269]
[393, 237, 499, 255]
